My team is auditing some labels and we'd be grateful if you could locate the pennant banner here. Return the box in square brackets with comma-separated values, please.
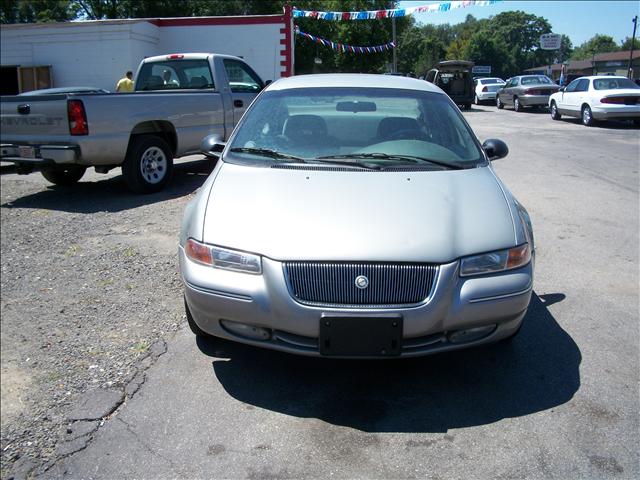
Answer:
[293, 0, 501, 21]
[295, 27, 396, 53]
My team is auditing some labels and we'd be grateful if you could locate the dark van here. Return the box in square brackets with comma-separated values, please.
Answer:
[425, 60, 475, 110]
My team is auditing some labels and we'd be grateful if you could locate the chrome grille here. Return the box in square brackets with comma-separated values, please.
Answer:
[284, 262, 438, 307]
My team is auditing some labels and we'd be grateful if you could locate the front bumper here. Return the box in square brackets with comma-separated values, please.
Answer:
[180, 248, 534, 358]
[518, 95, 551, 107]
[0, 143, 79, 165]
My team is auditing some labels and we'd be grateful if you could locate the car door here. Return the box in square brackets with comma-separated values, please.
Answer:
[564, 79, 589, 115]
[500, 78, 518, 105]
[222, 59, 264, 126]
[556, 79, 579, 113]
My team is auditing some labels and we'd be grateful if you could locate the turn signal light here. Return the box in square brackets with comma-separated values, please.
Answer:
[506, 243, 531, 270]
[185, 238, 213, 265]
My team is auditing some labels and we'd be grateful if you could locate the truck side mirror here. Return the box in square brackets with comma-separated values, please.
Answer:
[482, 139, 509, 161]
[200, 134, 225, 158]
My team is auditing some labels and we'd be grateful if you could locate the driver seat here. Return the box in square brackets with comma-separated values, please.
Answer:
[377, 117, 420, 141]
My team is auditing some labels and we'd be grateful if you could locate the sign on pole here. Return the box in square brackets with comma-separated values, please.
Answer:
[540, 33, 562, 50]
[472, 65, 491, 75]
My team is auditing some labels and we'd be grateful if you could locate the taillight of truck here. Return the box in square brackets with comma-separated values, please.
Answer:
[68, 100, 88, 135]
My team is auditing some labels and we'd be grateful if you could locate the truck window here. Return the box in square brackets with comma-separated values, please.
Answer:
[137, 60, 214, 91]
[223, 59, 263, 93]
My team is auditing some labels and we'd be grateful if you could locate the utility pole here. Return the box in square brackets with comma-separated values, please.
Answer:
[392, 16, 397, 73]
[628, 15, 638, 79]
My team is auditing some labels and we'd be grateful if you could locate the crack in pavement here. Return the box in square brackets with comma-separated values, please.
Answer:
[26, 340, 169, 479]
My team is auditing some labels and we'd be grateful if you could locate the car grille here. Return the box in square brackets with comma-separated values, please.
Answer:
[283, 262, 438, 307]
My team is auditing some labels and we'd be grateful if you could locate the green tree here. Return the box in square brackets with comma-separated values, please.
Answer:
[465, 29, 511, 78]
[572, 34, 619, 60]
[1, 0, 79, 23]
[620, 36, 637, 51]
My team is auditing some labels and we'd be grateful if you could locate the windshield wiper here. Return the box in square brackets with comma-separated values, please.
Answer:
[229, 147, 306, 162]
[316, 153, 465, 170]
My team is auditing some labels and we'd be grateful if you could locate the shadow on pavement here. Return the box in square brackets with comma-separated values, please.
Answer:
[0, 158, 214, 213]
[201, 292, 580, 433]
[558, 118, 639, 130]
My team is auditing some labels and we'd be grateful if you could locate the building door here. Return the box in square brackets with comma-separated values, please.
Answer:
[1, 66, 19, 95]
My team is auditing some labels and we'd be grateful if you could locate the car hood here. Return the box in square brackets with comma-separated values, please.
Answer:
[202, 162, 516, 263]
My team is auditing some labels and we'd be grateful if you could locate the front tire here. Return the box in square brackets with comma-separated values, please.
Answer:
[550, 101, 561, 120]
[123, 136, 173, 193]
[514, 97, 522, 112]
[582, 105, 595, 126]
[496, 97, 504, 109]
[41, 166, 86, 186]
[184, 296, 209, 338]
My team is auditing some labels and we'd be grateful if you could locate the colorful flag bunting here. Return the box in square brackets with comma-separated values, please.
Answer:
[295, 27, 396, 54]
[292, 0, 501, 21]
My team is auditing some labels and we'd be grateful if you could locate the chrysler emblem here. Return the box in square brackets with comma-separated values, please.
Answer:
[355, 275, 369, 289]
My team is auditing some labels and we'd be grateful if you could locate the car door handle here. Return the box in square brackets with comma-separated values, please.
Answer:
[17, 104, 30, 115]
[233, 99, 243, 108]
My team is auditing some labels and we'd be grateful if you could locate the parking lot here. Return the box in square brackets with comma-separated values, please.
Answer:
[1, 104, 638, 479]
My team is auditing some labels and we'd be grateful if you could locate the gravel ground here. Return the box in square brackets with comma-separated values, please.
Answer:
[0, 158, 213, 478]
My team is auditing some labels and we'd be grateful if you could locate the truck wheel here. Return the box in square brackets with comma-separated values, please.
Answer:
[123, 136, 173, 194]
[41, 166, 86, 186]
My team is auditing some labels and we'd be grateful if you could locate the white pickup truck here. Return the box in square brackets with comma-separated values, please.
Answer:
[0, 53, 266, 193]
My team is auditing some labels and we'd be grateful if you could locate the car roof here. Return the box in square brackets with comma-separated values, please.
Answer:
[266, 74, 444, 94]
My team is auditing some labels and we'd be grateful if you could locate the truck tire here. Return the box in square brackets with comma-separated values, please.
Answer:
[123, 136, 173, 194]
[41, 166, 86, 186]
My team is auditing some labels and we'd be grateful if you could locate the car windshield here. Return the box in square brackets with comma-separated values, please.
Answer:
[593, 77, 640, 90]
[227, 87, 484, 168]
[521, 76, 553, 85]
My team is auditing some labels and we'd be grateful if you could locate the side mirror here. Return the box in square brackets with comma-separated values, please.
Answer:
[482, 139, 509, 161]
[558, 87, 565, 92]
[200, 134, 225, 158]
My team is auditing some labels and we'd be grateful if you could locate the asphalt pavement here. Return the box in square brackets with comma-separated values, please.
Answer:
[39, 105, 640, 479]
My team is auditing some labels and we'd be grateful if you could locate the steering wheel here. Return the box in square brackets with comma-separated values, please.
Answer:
[385, 129, 428, 141]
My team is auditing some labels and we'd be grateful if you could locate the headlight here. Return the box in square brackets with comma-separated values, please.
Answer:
[460, 243, 531, 277]
[185, 239, 262, 274]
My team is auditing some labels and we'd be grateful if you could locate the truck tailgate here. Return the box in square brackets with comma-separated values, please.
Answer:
[0, 95, 70, 139]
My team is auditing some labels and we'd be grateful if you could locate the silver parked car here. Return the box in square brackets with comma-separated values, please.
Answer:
[179, 74, 535, 358]
[496, 75, 559, 112]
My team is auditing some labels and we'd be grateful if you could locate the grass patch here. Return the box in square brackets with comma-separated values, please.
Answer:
[131, 340, 150, 354]
[65, 244, 80, 257]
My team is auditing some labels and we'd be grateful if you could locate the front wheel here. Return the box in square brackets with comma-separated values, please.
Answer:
[41, 166, 86, 186]
[550, 101, 561, 120]
[496, 97, 504, 109]
[123, 136, 173, 193]
[582, 105, 595, 127]
[514, 97, 522, 112]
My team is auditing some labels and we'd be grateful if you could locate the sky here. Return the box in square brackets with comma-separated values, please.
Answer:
[397, 1, 640, 46]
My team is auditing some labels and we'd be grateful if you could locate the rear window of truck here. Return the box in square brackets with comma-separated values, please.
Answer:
[136, 60, 214, 91]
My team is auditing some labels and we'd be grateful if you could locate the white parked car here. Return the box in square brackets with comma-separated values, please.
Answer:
[473, 77, 505, 104]
[548, 76, 640, 126]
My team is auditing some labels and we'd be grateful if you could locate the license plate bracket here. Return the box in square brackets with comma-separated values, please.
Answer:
[19, 146, 35, 158]
[319, 316, 403, 357]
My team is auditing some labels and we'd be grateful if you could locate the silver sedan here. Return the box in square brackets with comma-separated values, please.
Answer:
[179, 74, 535, 358]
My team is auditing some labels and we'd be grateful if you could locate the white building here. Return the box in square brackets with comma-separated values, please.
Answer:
[0, 9, 294, 94]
